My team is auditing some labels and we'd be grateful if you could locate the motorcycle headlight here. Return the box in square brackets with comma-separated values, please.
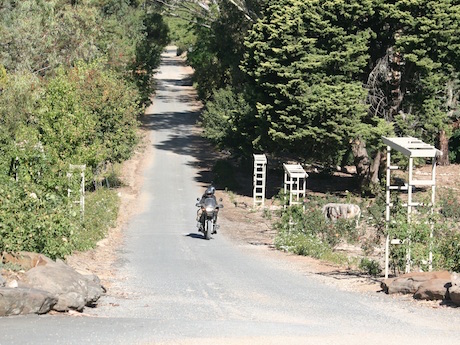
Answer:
[205, 206, 214, 213]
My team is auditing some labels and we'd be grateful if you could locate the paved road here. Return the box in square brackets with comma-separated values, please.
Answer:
[1, 47, 460, 345]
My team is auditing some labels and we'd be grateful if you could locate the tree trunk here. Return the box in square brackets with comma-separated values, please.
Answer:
[351, 138, 382, 195]
[369, 150, 381, 184]
[351, 138, 370, 184]
[438, 129, 450, 166]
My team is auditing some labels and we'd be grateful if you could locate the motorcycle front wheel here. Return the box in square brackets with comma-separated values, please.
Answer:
[205, 219, 213, 240]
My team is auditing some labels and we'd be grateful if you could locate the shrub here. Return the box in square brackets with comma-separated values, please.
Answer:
[0, 175, 79, 259]
[274, 203, 357, 264]
[200, 87, 254, 153]
[439, 188, 460, 220]
[435, 227, 460, 272]
[359, 258, 381, 277]
[75, 188, 119, 252]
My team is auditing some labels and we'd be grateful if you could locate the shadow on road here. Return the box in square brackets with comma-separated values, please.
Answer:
[144, 47, 361, 200]
[185, 233, 207, 240]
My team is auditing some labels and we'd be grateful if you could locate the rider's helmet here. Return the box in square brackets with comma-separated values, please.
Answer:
[205, 186, 215, 196]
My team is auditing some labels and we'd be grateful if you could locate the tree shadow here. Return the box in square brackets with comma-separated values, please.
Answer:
[145, 46, 362, 200]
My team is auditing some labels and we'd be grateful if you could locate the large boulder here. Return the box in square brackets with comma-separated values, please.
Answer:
[381, 271, 451, 295]
[0, 287, 57, 316]
[413, 279, 451, 300]
[23, 259, 105, 312]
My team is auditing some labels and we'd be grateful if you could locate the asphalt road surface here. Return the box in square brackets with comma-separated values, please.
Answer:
[1, 47, 460, 345]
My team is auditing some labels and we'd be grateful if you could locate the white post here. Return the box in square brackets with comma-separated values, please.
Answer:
[429, 157, 437, 271]
[385, 146, 391, 279]
[406, 156, 413, 273]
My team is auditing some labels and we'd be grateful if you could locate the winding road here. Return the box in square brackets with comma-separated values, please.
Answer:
[0, 47, 459, 345]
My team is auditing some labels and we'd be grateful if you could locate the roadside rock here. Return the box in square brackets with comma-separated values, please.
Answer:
[413, 279, 451, 300]
[380, 271, 460, 305]
[23, 259, 105, 312]
[0, 287, 57, 316]
[381, 271, 451, 295]
[1, 251, 105, 315]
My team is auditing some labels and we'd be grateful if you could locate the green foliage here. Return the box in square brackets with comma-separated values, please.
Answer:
[240, 0, 391, 161]
[0, 71, 43, 145]
[439, 188, 460, 220]
[166, 17, 197, 54]
[0, 174, 79, 259]
[200, 86, 255, 153]
[449, 128, 460, 163]
[274, 203, 358, 264]
[212, 159, 239, 190]
[39, 61, 141, 172]
[359, 257, 381, 277]
[0, 1, 167, 258]
[76, 188, 119, 251]
[132, 12, 170, 105]
[185, 0, 256, 100]
[436, 228, 460, 272]
[0, 0, 103, 73]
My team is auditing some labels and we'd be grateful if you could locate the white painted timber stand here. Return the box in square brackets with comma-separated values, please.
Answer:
[253, 154, 267, 207]
[67, 164, 86, 218]
[283, 164, 308, 208]
[383, 136, 441, 278]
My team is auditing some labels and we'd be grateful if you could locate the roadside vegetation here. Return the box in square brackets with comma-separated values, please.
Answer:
[269, 188, 460, 276]
[0, 0, 169, 259]
[2, 0, 459, 275]
[159, 0, 460, 275]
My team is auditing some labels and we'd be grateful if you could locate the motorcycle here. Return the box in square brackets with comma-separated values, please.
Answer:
[196, 195, 223, 240]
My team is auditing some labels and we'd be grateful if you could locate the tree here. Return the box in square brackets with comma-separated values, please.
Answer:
[132, 12, 170, 104]
[241, 0, 391, 172]
[384, 0, 460, 165]
[0, 0, 103, 74]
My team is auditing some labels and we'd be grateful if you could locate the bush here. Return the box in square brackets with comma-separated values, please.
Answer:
[359, 258, 381, 277]
[0, 175, 79, 259]
[75, 188, 119, 252]
[39, 61, 141, 171]
[439, 188, 460, 220]
[436, 228, 460, 272]
[200, 87, 254, 153]
[274, 203, 357, 264]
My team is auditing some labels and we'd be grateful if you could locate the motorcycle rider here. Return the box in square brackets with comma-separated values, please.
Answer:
[196, 185, 219, 233]
[199, 186, 216, 204]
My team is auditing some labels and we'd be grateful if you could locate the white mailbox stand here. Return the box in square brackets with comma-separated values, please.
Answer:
[383, 136, 441, 278]
[253, 154, 267, 207]
[283, 163, 308, 208]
